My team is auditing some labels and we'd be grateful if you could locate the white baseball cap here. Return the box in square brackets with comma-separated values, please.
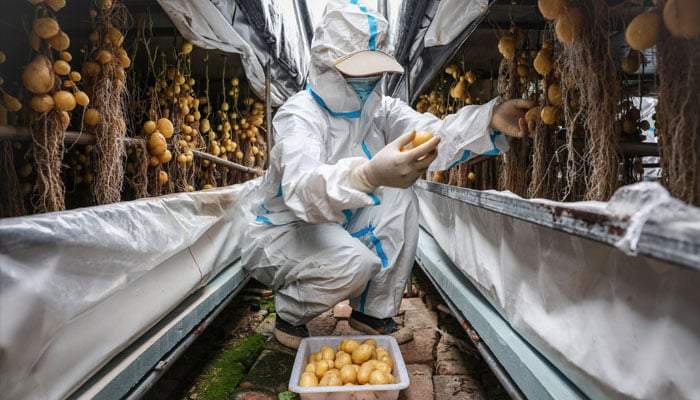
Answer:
[333, 49, 404, 77]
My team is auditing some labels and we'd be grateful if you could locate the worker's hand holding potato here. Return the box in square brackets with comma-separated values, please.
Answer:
[349, 130, 441, 191]
[490, 98, 536, 138]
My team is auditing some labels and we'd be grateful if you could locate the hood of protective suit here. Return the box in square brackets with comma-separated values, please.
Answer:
[308, 0, 397, 116]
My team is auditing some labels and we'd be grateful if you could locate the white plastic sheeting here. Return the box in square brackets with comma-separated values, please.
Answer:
[0, 181, 256, 400]
[417, 182, 700, 400]
[155, 0, 310, 106]
[424, 0, 487, 47]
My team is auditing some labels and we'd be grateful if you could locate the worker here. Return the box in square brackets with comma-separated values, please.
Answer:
[241, 0, 533, 349]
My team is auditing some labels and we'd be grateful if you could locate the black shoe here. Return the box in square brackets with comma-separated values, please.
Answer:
[274, 315, 309, 350]
[348, 310, 399, 334]
[348, 310, 414, 344]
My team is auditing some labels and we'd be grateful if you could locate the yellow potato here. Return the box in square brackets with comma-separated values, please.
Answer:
[357, 361, 376, 384]
[339, 364, 357, 384]
[412, 131, 434, 148]
[320, 346, 336, 361]
[334, 351, 352, 369]
[351, 344, 373, 365]
[299, 371, 318, 387]
[369, 370, 394, 385]
[343, 339, 360, 354]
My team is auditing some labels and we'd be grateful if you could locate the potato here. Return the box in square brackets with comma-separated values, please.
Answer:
[84, 108, 100, 126]
[369, 370, 393, 385]
[30, 94, 54, 113]
[320, 346, 335, 361]
[22, 55, 55, 94]
[412, 131, 434, 148]
[157, 117, 174, 139]
[375, 360, 392, 374]
[74, 91, 90, 107]
[533, 44, 553, 76]
[621, 50, 641, 74]
[339, 364, 357, 384]
[555, 8, 583, 45]
[663, 0, 700, 40]
[547, 84, 563, 107]
[45, 0, 66, 11]
[497, 34, 516, 59]
[525, 106, 541, 124]
[299, 371, 318, 387]
[53, 90, 76, 112]
[538, 0, 565, 20]
[626, 12, 660, 50]
[540, 106, 560, 125]
[319, 370, 342, 386]
[334, 351, 352, 369]
[158, 170, 168, 185]
[158, 149, 172, 163]
[47, 31, 70, 51]
[33, 17, 60, 39]
[2, 94, 22, 112]
[343, 339, 360, 354]
[313, 360, 331, 379]
[356, 361, 375, 384]
[148, 132, 167, 155]
[351, 344, 373, 365]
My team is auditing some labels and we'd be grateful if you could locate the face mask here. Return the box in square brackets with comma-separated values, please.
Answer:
[346, 76, 381, 102]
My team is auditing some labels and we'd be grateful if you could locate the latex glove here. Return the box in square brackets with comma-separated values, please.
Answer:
[349, 131, 441, 192]
[490, 99, 536, 138]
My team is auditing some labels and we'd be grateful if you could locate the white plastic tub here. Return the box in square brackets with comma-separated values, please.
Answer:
[289, 335, 410, 400]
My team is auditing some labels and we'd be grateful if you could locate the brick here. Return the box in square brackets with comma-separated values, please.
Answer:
[333, 300, 352, 319]
[399, 364, 433, 400]
[399, 297, 427, 312]
[255, 313, 276, 337]
[399, 328, 438, 368]
[238, 349, 296, 393]
[404, 308, 438, 330]
[433, 375, 486, 400]
[308, 308, 337, 336]
[435, 338, 470, 376]
[229, 389, 276, 400]
[331, 319, 361, 336]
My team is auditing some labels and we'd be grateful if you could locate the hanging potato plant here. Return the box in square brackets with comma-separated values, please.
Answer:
[82, 0, 132, 205]
[21, 2, 90, 213]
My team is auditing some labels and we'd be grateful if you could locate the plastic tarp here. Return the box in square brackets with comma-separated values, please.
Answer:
[156, 0, 311, 106]
[417, 181, 700, 400]
[424, 0, 486, 47]
[0, 181, 257, 400]
[386, 0, 490, 103]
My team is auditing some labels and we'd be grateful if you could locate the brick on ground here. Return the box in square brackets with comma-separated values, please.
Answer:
[435, 337, 470, 376]
[399, 363, 434, 400]
[399, 297, 427, 312]
[238, 349, 296, 393]
[308, 308, 337, 336]
[332, 319, 362, 336]
[255, 313, 276, 337]
[333, 300, 352, 319]
[400, 328, 438, 368]
[404, 308, 438, 330]
[433, 375, 487, 400]
[229, 389, 277, 400]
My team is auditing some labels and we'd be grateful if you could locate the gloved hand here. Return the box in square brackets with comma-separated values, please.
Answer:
[349, 131, 441, 192]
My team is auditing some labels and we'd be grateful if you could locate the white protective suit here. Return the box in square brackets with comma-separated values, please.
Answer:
[241, 0, 509, 326]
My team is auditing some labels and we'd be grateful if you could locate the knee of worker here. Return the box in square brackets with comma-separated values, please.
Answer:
[333, 249, 382, 295]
